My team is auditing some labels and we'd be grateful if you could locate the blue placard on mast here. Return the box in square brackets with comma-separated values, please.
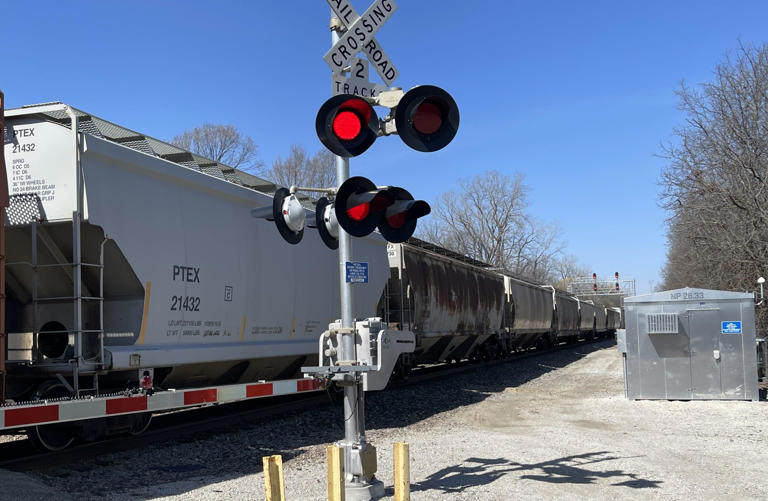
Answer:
[346, 261, 369, 283]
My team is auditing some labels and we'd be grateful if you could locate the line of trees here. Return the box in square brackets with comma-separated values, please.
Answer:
[660, 43, 768, 326]
[660, 43, 768, 290]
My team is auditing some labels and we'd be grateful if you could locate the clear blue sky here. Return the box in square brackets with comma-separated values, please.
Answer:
[4, 1, 768, 294]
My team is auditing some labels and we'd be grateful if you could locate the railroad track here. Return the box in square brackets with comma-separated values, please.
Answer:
[0, 337, 615, 472]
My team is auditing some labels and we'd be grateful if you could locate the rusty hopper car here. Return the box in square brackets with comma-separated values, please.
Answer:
[503, 276, 554, 349]
[577, 300, 598, 337]
[594, 305, 607, 334]
[2, 103, 388, 401]
[380, 241, 506, 363]
[606, 307, 621, 333]
[554, 291, 580, 340]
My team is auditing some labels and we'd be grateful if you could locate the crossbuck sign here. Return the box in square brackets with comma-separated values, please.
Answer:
[324, 0, 400, 87]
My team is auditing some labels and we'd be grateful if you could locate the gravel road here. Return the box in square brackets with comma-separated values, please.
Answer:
[3, 339, 767, 500]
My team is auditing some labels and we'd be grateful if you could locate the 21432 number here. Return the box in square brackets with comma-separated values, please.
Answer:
[170, 295, 200, 312]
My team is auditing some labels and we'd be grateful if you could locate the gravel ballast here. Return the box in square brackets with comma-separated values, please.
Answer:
[3, 339, 767, 500]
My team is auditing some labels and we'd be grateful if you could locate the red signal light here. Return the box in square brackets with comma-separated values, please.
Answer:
[334, 178, 430, 242]
[333, 110, 363, 140]
[347, 202, 370, 221]
[316, 94, 379, 157]
[377, 187, 431, 243]
[615, 283, 620, 291]
[335, 177, 394, 237]
[387, 212, 406, 229]
[593, 284, 597, 292]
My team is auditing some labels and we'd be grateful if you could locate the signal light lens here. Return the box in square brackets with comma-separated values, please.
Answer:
[335, 176, 393, 237]
[316, 94, 379, 157]
[395, 85, 459, 152]
[377, 187, 431, 243]
[413, 102, 443, 135]
[333, 110, 363, 141]
[347, 202, 370, 221]
[387, 212, 406, 229]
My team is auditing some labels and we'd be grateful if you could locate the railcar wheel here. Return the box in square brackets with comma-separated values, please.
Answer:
[27, 381, 78, 451]
[128, 412, 153, 436]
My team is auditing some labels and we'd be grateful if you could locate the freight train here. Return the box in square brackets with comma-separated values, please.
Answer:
[0, 102, 619, 449]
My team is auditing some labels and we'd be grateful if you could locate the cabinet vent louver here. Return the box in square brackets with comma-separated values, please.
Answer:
[647, 313, 679, 334]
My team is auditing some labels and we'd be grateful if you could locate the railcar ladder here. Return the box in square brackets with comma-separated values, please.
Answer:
[28, 218, 106, 397]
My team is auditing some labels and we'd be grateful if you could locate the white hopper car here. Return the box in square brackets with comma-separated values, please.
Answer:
[1, 102, 387, 403]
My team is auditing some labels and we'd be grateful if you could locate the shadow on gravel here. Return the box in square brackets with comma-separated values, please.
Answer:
[30, 340, 617, 499]
[404, 451, 662, 495]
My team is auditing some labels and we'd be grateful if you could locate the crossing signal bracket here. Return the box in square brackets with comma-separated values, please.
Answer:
[251, 187, 306, 245]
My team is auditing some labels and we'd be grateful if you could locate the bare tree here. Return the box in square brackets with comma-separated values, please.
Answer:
[419, 170, 527, 267]
[551, 254, 592, 290]
[660, 43, 768, 327]
[172, 123, 262, 173]
[418, 170, 575, 282]
[262, 145, 336, 192]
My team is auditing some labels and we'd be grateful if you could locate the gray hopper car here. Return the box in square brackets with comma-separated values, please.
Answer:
[379, 241, 619, 371]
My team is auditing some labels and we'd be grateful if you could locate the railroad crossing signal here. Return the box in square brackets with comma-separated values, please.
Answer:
[316, 95, 379, 157]
[334, 176, 392, 237]
[334, 176, 430, 242]
[376, 186, 430, 242]
[395, 85, 460, 152]
[251, 177, 429, 247]
[316, 86, 460, 156]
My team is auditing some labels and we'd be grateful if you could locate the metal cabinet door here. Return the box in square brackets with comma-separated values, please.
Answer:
[688, 310, 722, 398]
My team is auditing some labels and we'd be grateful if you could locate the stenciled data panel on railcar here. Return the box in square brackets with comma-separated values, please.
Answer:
[4, 118, 77, 222]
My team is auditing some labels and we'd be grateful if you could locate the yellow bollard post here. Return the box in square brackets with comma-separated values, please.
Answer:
[394, 442, 410, 501]
[327, 444, 345, 501]
[263, 454, 285, 501]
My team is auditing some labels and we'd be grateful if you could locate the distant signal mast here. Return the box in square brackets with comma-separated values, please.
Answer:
[568, 272, 636, 297]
